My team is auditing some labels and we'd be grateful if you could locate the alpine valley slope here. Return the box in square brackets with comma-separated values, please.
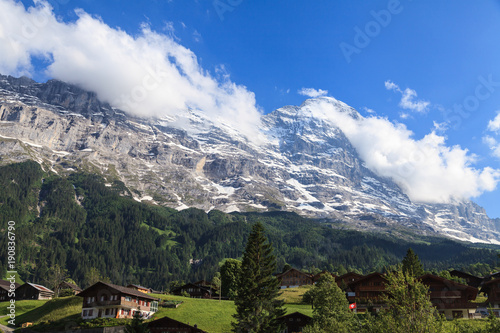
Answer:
[0, 74, 499, 244]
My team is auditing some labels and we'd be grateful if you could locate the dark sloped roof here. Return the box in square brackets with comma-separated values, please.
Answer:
[348, 272, 386, 288]
[78, 281, 158, 300]
[0, 279, 20, 289]
[127, 284, 151, 290]
[19, 283, 54, 293]
[148, 315, 207, 332]
[278, 311, 312, 321]
[418, 274, 478, 292]
[60, 281, 82, 291]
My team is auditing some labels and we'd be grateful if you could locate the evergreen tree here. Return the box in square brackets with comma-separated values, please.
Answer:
[232, 222, 285, 333]
[401, 248, 424, 277]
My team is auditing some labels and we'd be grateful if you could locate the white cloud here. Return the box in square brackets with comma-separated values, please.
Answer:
[298, 87, 328, 98]
[0, 0, 262, 140]
[304, 98, 500, 203]
[483, 136, 500, 158]
[487, 112, 500, 132]
[384, 80, 399, 91]
[385, 80, 430, 113]
[432, 121, 448, 133]
[192, 29, 202, 43]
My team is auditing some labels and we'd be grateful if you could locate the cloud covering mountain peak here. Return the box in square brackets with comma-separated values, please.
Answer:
[0, 0, 263, 140]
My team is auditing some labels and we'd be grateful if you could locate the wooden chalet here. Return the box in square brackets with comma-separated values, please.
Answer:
[450, 270, 483, 288]
[0, 279, 20, 301]
[148, 316, 206, 333]
[312, 271, 337, 284]
[171, 283, 218, 299]
[277, 312, 312, 333]
[480, 277, 500, 316]
[193, 280, 213, 287]
[276, 268, 313, 288]
[16, 283, 54, 300]
[127, 284, 152, 294]
[348, 272, 387, 313]
[419, 274, 478, 319]
[58, 281, 82, 295]
[336, 272, 364, 289]
[78, 281, 159, 319]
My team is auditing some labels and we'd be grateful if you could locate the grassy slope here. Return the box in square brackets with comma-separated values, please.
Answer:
[0, 297, 81, 327]
[0, 293, 313, 333]
[0, 294, 492, 333]
[152, 293, 312, 332]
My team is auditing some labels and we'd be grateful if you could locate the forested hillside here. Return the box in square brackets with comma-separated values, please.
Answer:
[0, 161, 498, 290]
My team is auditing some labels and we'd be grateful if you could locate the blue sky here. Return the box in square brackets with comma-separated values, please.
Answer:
[3, 0, 500, 217]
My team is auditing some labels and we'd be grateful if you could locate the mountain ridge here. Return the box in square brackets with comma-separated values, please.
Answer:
[0, 73, 499, 244]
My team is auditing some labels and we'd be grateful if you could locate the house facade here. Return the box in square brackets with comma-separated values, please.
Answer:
[277, 312, 312, 333]
[348, 272, 387, 313]
[276, 268, 313, 288]
[16, 283, 54, 300]
[480, 277, 500, 316]
[420, 274, 478, 319]
[148, 316, 206, 333]
[78, 281, 159, 319]
[336, 272, 364, 289]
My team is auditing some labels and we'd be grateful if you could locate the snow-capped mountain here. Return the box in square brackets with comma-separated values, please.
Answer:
[1, 74, 499, 243]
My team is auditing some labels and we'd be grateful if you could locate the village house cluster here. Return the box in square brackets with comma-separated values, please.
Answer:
[4, 267, 500, 332]
[275, 268, 500, 320]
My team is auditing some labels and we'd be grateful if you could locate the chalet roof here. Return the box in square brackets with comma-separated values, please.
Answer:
[482, 276, 500, 287]
[127, 284, 151, 290]
[479, 276, 500, 294]
[193, 280, 214, 287]
[0, 284, 12, 292]
[22, 283, 54, 293]
[337, 272, 364, 281]
[348, 272, 386, 287]
[148, 315, 207, 332]
[449, 270, 482, 280]
[78, 281, 158, 300]
[418, 274, 478, 292]
[276, 268, 313, 279]
[59, 281, 82, 291]
[0, 279, 20, 289]
[277, 311, 312, 321]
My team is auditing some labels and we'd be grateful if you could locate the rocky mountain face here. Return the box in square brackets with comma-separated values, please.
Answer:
[1, 74, 499, 244]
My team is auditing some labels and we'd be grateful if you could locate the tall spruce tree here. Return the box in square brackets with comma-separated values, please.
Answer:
[401, 248, 424, 277]
[232, 222, 285, 333]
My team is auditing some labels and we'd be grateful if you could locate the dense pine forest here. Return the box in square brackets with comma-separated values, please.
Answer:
[0, 160, 499, 290]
